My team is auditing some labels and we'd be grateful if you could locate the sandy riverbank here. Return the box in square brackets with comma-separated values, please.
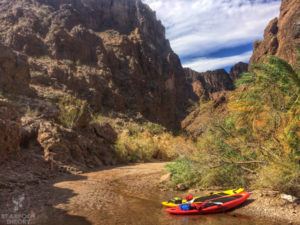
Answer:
[0, 162, 299, 225]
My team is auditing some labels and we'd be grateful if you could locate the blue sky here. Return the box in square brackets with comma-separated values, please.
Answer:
[142, 0, 281, 72]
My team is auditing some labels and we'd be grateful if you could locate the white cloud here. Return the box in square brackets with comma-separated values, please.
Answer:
[183, 51, 253, 72]
[142, 0, 281, 71]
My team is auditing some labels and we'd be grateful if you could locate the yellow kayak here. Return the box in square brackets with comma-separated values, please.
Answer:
[161, 188, 244, 207]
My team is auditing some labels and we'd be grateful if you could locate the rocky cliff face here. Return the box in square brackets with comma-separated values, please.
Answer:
[0, 0, 187, 129]
[181, 63, 248, 136]
[0, 100, 21, 163]
[184, 63, 248, 102]
[229, 62, 248, 81]
[0, 0, 190, 173]
[0, 43, 33, 95]
[0, 44, 32, 162]
[251, 0, 300, 65]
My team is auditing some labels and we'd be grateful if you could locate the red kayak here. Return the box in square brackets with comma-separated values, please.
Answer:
[166, 192, 251, 215]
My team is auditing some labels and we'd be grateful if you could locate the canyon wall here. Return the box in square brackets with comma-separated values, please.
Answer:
[251, 0, 300, 66]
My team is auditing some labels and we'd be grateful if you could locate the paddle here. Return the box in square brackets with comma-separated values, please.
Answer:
[209, 202, 223, 205]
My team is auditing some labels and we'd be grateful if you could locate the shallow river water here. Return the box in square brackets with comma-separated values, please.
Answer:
[41, 190, 284, 225]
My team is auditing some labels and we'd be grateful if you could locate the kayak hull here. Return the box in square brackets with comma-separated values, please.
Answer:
[161, 200, 187, 207]
[166, 192, 251, 215]
[161, 188, 244, 208]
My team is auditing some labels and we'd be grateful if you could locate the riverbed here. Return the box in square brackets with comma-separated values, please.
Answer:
[27, 163, 294, 225]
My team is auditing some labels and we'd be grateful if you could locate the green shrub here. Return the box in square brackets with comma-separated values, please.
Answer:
[114, 132, 159, 163]
[92, 113, 107, 124]
[58, 95, 89, 128]
[254, 159, 300, 196]
[235, 72, 255, 86]
[127, 123, 143, 136]
[25, 106, 39, 117]
[168, 56, 300, 194]
[166, 158, 200, 187]
[143, 122, 166, 135]
[166, 155, 247, 189]
[198, 164, 248, 188]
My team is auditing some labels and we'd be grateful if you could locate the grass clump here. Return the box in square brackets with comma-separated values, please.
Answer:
[25, 106, 40, 118]
[90, 112, 196, 163]
[57, 94, 90, 128]
[114, 121, 196, 163]
[115, 131, 158, 162]
[143, 122, 166, 135]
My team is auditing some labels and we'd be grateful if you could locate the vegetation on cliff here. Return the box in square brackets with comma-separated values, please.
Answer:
[92, 113, 196, 163]
[168, 56, 300, 196]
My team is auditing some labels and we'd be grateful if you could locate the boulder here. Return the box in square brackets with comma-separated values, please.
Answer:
[89, 122, 117, 144]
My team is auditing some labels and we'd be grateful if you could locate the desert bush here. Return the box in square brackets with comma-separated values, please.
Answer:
[143, 122, 166, 135]
[92, 113, 105, 123]
[166, 157, 200, 187]
[166, 154, 247, 189]
[254, 159, 300, 196]
[25, 106, 40, 117]
[168, 56, 300, 194]
[114, 131, 159, 162]
[114, 122, 196, 163]
[57, 95, 90, 128]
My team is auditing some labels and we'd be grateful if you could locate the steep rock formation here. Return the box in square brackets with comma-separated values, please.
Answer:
[229, 62, 248, 81]
[37, 121, 117, 169]
[181, 92, 229, 137]
[0, 43, 34, 162]
[182, 62, 248, 136]
[0, 43, 33, 95]
[0, 0, 187, 129]
[0, 0, 192, 172]
[251, 0, 300, 65]
[0, 100, 21, 162]
[184, 67, 234, 101]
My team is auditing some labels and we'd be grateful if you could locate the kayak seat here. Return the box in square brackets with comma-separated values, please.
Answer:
[193, 194, 225, 202]
[203, 202, 221, 208]
[201, 196, 242, 209]
[169, 197, 183, 204]
[212, 195, 241, 203]
[174, 199, 182, 204]
[204, 195, 241, 206]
